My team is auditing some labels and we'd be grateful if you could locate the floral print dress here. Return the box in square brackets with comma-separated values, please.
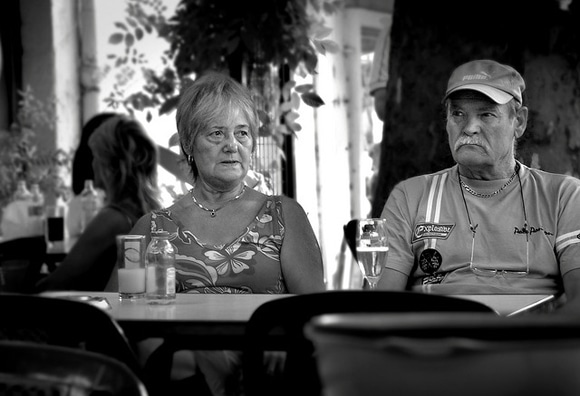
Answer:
[147, 196, 287, 294]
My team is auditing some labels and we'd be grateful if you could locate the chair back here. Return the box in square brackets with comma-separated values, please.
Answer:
[0, 236, 46, 293]
[0, 293, 142, 376]
[306, 312, 580, 396]
[343, 219, 358, 260]
[242, 290, 495, 396]
[0, 340, 148, 395]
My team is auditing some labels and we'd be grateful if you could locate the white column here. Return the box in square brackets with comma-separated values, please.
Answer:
[79, 0, 100, 124]
[343, 8, 364, 221]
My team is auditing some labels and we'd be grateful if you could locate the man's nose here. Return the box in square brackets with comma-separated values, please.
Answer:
[462, 116, 480, 135]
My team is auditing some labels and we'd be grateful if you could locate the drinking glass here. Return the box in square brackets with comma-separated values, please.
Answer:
[116, 235, 147, 301]
[45, 205, 66, 254]
[355, 218, 388, 290]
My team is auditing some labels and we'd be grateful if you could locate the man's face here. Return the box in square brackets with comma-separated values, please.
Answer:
[446, 92, 526, 171]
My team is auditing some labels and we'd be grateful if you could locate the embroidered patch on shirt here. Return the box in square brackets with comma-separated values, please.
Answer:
[422, 273, 446, 285]
[412, 222, 455, 243]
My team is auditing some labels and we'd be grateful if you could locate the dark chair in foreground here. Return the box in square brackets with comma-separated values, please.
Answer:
[306, 312, 580, 396]
[343, 219, 358, 260]
[242, 290, 495, 396]
[0, 340, 148, 396]
[0, 293, 144, 385]
[0, 236, 46, 293]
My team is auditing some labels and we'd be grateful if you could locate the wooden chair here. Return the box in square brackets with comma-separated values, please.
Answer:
[0, 340, 148, 395]
[306, 311, 580, 396]
[242, 290, 495, 396]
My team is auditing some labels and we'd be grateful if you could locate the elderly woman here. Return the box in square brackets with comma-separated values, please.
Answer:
[130, 72, 324, 294]
[36, 115, 161, 292]
[130, 72, 325, 395]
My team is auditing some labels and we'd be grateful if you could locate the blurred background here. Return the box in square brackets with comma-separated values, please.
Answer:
[2, 0, 580, 287]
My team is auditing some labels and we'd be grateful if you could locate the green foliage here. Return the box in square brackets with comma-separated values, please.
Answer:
[104, 0, 341, 145]
[0, 87, 72, 208]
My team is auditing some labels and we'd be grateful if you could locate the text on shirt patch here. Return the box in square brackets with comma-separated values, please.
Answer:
[412, 223, 456, 243]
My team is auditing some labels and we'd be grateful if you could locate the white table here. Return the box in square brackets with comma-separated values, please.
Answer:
[43, 291, 286, 349]
[41, 291, 558, 349]
[455, 294, 558, 316]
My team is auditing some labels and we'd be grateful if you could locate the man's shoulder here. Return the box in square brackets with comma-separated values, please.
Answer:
[525, 165, 580, 189]
[395, 167, 455, 190]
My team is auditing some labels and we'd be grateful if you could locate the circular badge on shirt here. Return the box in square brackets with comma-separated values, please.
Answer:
[419, 248, 442, 274]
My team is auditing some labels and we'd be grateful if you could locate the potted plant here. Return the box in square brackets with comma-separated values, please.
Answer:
[0, 86, 71, 211]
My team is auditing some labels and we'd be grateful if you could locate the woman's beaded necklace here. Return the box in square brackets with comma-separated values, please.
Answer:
[191, 184, 246, 218]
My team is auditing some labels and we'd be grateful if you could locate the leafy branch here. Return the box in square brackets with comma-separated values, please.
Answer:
[0, 87, 72, 207]
[103, 0, 341, 144]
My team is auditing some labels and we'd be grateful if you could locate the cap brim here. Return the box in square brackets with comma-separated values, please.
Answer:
[445, 84, 514, 104]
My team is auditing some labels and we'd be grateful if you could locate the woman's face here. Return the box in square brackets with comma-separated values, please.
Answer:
[192, 107, 253, 190]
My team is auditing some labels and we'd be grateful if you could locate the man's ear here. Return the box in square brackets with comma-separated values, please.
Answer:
[515, 106, 528, 139]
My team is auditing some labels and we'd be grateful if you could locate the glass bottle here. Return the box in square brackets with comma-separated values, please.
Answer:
[145, 231, 176, 305]
[28, 183, 45, 215]
[79, 179, 100, 232]
[13, 180, 32, 202]
[28, 183, 45, 235]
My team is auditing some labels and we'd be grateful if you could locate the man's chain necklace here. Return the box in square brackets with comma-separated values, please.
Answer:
[458, 163, 520, 199]
[191, 184, 246, 218]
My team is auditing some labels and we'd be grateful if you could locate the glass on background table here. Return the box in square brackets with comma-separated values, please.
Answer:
[355, 218, 389, 290]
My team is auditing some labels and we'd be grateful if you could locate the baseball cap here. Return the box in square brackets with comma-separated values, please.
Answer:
[444, 60, 525, 104]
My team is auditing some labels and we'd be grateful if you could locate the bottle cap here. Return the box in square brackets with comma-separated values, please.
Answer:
[152, 230, 170, 237]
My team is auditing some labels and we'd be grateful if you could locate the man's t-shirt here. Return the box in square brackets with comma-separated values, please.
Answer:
[382, 162, 580, 295]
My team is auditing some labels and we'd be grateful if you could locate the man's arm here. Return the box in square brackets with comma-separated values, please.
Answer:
[559, 268, 580, 314]
[376, 183, 414, 291]
[378, 267, 408, 290]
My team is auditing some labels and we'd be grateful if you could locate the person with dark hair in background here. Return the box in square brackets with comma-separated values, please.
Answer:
[71, 113, 117, 195]
[36, 115, 161, 291]
[379, 59, 580, 313]
[67, 113, 116, 238]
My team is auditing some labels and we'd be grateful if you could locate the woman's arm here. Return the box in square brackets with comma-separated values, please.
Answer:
[35, 207, 131, 292]
[279, 196, 325, 294]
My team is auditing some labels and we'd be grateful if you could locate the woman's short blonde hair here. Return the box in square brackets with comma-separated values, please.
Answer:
[175, 72, 260, 179]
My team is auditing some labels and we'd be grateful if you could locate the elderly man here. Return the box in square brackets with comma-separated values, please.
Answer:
[378, 59, 580, 313]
